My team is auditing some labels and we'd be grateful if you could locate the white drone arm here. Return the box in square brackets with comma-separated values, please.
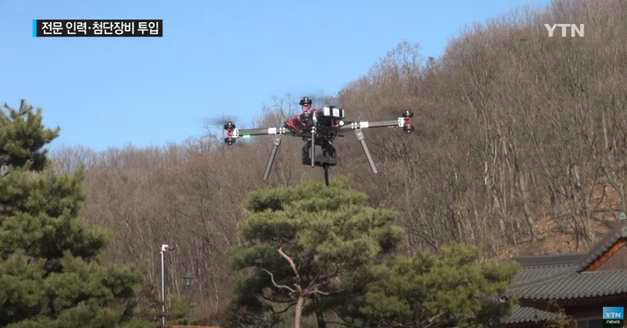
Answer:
[223, 122, 290, 145]
[339, 110, 414, 132]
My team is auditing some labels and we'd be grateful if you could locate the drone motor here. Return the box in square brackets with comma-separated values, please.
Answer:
[223, 121, 238, 145]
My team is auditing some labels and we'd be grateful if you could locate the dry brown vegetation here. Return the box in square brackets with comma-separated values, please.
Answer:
[51, 0, 626, 323]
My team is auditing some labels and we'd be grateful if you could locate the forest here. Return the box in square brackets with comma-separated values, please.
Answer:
[2, 0, 625, 327]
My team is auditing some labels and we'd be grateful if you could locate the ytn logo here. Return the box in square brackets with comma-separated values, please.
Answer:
[603, 307, 624, 320]
[544, 24, 585, 37]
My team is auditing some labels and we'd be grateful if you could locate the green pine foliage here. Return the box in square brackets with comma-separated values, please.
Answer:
[0, 100, 58, 171]
[0, 100, 148, 328]
[229, 182, 518, 328]
[361, 245, 518, 328]
[230, 181, 403, 327]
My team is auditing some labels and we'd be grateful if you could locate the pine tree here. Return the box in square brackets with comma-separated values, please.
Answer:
[0, 100, 148, 328]
[229, 182, 518, 328]
[230, 181, 403, 328]
[360, 244, 518, 328]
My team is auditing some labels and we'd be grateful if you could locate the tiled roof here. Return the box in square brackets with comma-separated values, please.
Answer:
[578, 223, 627, 271]
[503, 221, 627, 325]
[509, 221, 627, 293]
[514, 254, 583, 267]
[510, 259, 580, 286]
[501, 305, 559, 324]
[509, 270, 627, 299]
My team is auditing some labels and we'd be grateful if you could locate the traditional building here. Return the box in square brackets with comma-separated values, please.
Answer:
[503, 221, 627, 327]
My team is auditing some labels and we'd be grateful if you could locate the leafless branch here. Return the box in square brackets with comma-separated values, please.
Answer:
[308, 288, 330, 296]
[278, 247, 301, 282]
[261, 268, 295, 294]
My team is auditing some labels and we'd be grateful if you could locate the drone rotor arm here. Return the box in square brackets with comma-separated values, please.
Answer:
[339, 120, 398, 130]
[338, 111, 414, 132]
[224, 123, 291, 145]
[238, 127, 290, 137]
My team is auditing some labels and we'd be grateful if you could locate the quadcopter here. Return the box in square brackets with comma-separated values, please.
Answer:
[223, 97, 414, 185]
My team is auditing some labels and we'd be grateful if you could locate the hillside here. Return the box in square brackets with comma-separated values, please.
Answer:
[51, 0, 626, 322]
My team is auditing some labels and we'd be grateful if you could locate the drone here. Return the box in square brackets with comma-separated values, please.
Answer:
[223, 97, 414, 185]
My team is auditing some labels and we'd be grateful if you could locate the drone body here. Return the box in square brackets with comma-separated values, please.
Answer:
[224, 105, 414, 185]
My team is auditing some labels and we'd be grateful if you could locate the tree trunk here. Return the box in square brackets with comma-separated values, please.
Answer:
[314, 298, 327, 328]
[294, 294, 305, 328]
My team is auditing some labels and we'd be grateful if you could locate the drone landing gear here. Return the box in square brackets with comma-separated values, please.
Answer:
[354, 129, 378, 174]
[263, 135, 282, 181]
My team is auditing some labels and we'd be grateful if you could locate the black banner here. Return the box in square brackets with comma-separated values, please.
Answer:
[34, 19, 163, 37]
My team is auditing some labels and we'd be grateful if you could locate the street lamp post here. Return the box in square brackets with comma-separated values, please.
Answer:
[160, 244, 171, 328]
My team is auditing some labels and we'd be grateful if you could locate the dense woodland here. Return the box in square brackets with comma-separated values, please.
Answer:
[47, 0, 626, 324]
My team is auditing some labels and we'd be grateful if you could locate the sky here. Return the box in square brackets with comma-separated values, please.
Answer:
[1, 0, 550, 151]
